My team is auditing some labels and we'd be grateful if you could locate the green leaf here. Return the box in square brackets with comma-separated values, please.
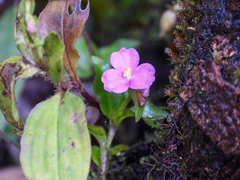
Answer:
[97, 38, 141, 63]
[0, 55, 41, 130]
[91, 146, 101, 167]
[0, 6, 20, 61]
[15, 0, 43, 64]
[111, 145, 129, 156]
[75, 37, 94, 79]
[112, 109, 135, 126]
[92, 56, 125, 119]
[20, 92, 91, 180]
[142, 101, 169, 128]
[88, 125, 106, 147]
[43, 32, 64, 82]
[128, 89, 145, 122]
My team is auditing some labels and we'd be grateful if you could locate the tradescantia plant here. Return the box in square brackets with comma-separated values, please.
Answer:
[0, 0, 168, 179]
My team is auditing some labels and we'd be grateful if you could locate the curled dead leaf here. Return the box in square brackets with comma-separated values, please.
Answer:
[0, 55, 42, 130]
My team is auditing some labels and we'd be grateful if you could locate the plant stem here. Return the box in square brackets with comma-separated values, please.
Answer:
[117, 94, 131, 112]
[100, 124, 117, 180]
[0, 129, 20, 149]
[99, 95, 131, 179]
[81, 88, 101, 111]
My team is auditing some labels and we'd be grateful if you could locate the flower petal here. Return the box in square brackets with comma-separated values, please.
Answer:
[110, 48, 139, 72]
[130, 63, 155, 89]
[101, 69, 130, 93]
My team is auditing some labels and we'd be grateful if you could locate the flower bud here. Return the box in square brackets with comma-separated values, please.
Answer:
[136, 89, 150, 106]
[26, 14, 38, 33]
[141, 88, 150, 97]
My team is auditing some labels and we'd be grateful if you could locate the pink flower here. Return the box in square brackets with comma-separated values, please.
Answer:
[101, 47, 155, 93]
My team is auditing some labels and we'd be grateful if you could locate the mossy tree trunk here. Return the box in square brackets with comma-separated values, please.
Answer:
[166, 0, 240, 178]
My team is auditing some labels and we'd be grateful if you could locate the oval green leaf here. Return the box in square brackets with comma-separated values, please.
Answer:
[20, 92, 91, 180]
[91, 145, 101, 167]
[142, 101, 169, 128]
[111, 145, 129, 156]
[112, 109, 135, 126]
[88, 125, 106, 147]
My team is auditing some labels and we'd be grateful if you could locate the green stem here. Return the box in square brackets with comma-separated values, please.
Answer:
[0, 129, 20, 149]
[100, 94, 131, 179]
[100, 123, 117, 180]
[117, 94, 131, 113]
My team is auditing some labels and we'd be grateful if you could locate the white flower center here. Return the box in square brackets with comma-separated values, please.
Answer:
[123, 67, 131, 79]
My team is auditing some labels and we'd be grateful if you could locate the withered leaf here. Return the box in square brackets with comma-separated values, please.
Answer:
[0, 55, 43, 130]
[38, 0, 90, 85]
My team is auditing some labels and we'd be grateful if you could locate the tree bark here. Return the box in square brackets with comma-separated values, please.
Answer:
[166, 0, 240, 178]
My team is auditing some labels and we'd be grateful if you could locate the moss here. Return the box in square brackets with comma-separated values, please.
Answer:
[165, 0, 240, 179]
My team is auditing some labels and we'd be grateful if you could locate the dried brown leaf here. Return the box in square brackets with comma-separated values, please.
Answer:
[38, 0, 90, 85]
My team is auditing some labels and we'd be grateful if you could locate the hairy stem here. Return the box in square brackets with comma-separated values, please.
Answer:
[81, 88, 101, 111]
[100, 95, 131, 178]
[100, 124, 117, 180]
